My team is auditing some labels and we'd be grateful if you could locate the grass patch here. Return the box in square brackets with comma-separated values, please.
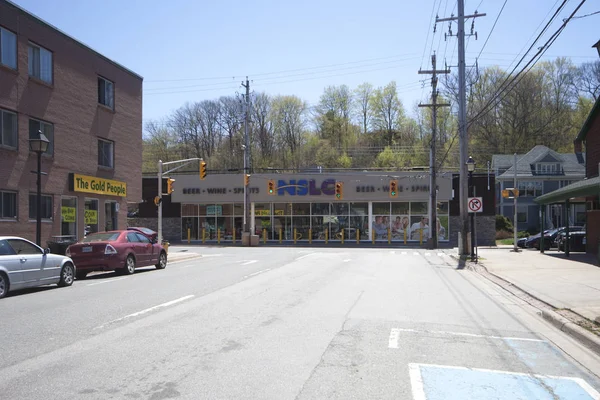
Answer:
[497, 238, 514, 245]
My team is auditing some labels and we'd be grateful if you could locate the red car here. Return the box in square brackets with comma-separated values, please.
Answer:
[66, 230, 167, 280]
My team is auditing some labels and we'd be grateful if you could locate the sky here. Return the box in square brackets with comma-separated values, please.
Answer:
[11, 0, 600, 125]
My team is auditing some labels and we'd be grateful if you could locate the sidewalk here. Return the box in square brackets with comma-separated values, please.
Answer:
[475, 247, 600, 323]
[166, 248, 202, 263]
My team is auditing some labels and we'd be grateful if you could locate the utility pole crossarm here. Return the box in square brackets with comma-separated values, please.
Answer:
[418, 69, 451, 74]
[418, 103, 451, 107]
[436, 13, 486, 22]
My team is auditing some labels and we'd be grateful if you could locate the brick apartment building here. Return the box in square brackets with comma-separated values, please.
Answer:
[0, 0, 143, 245]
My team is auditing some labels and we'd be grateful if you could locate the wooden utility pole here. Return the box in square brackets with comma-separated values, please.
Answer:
[419, 53, 450, 249]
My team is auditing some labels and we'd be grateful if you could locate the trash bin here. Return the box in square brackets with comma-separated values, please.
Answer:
[161, 240, 169, 254]
[47, 235, 77, 255]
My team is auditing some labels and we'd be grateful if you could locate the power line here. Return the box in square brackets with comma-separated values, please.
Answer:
[476, 0, 507, 59]
[570, 9, 599, 19]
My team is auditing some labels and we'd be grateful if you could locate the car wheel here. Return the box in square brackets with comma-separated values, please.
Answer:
[0, 272, 8, 299]
[155, 252, 167, 270]
[58, 263, 75, 287]
[124, 255, 136, 275]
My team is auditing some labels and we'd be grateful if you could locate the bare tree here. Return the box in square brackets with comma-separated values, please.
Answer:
[354, 82, 373, 135]
[575, 60, 600, 100]
[370, 81, 405, 146]
[252, 92, 274, 163]
[271, 95, 307, 169]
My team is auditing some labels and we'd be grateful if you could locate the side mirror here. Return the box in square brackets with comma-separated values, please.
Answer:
[44, 248, 50, 255]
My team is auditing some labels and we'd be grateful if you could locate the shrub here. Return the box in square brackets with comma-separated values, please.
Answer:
[495, 230, 513, 240]
[517, 231, 530, 238]
[496, 215, 513, 232]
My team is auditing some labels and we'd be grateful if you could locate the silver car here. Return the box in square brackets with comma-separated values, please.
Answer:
[0, 236, 75, 299]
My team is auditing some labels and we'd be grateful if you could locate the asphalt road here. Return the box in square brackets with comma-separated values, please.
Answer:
[1, 246, 600, 399]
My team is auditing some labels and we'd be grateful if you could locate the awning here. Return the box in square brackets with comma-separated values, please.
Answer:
[534, 176, 600, 205]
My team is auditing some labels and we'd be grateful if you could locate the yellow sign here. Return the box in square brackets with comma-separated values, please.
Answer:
[71, 173, 127, 197]
[255, 210, 285, 216]
[84, 209, 98, 224]
[62, 207, 76, 223]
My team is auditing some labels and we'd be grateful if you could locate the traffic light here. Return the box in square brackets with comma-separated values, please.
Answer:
[501, 188, 520, 198]
[335, 181, 343, 200]
[167, 178, 175, 195]
[153, 196, 162, 206]
[268, 179, 276, 195]
[199, 161, 207, 180]
[389, 180, 398, 198]
[244, 174, 250, 187]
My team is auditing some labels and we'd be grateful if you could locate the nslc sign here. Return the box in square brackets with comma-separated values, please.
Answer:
[277, 179, 336, 196]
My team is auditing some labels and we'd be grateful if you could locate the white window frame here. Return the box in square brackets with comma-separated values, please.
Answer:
[98, 138, 114, 169]
[0, 190, 17, 220]
[29, 118, 54, 156]
[28, 42, 53, 83]
[0, 26, 17, 69]
[0, 108, 17, 149]
[98, 76, 114, 109]
[517, 207, 528, 223]
[28, 193, 53, 221]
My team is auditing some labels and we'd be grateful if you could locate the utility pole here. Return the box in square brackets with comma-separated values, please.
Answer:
[436, 3, 485, 255]
[241, 77, 251, 237]
[513, 152, 518, 252]
[419, 53, 450, 249]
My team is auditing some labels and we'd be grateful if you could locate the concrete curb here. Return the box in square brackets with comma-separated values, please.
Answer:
[450, 253, 600, 356]
[541, 310, 600, 356]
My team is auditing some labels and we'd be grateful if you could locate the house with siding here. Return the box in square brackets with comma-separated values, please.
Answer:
[492, 145, 585, 232]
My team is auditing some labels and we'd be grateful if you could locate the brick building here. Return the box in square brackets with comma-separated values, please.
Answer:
[0, 0, 143, 245]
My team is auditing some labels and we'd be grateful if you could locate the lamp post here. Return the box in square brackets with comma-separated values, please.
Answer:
[466, 156, 476, 262]
[29, 131, 50, 246]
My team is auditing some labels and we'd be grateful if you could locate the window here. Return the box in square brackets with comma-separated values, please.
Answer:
[126, 233, 140, 243]
[28, 43, 52, 83]
[28, 193, 53, 220]
[98, 77, 114, 109]
[518, 181, 542, 197]
[517, 210, 527, 223]
[7, 238, 42, 255]
[98, 139, 114, 168]
[29, 119, 54, 155]
[1, 109, 17, 149]
[136, 233, 151, 244]
[0, 27, 17, 69]
[0, 190, 17, 219]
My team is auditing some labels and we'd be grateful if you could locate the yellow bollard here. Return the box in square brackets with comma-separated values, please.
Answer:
[388, 228, 391, 244]
[294, 228, 297, 244]
[263, 229, 267, 244]
[187, 228, 191, 244]
[279, 228, 282, 244]
[202, 228, 206, 244]
[232, 229, 236, 244]
[309, 229, 312, 244]
[404, 229, 407, 244]
[372, 228, 375, 244]
[419, 228, 423, 245]
[217, 228, 221, 244]
[325, 229, 328, 244]
[341, 229, 344, 244]
[357, 229, 360, 244]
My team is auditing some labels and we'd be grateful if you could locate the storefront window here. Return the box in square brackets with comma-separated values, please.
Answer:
[312, 203, 330, 215]
[350, 202, 368, 216]
[373, 202, 390, 215]
[197, 204, 208, 215]
[104, 200, 117, 231]
[61, 197, 77, 237]
[84, 198, 99, 236]
[221, 204, 233, 216]
[273, 203, 290, 216]
[331, 202, 348, 216]
[182, 204, 199, 217]
[182, 217, 199, 240]
[292, 203, 310, 215]
[392, 202, 409, 214]
[293, 216, 310, 240]
[411, 202, 428, 214]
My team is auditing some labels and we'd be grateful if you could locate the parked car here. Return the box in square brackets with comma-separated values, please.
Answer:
[557, 231, 587, 252]
[127, 227, 158, 242]
[66, 230, 167, 280]
[523, 230, 551, 249]
[516, 236, 529, 248]
[0, 236, 75, 299]
[526, 226, 584, 250]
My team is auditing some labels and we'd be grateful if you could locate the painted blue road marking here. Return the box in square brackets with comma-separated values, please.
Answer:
[410, 364, 600, 400]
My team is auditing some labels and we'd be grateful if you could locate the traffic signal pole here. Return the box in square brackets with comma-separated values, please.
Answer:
[157, 157, 203, 244]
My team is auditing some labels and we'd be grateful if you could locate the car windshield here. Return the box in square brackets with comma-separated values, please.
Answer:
[81, 232, 120, 243]
[129, 227, 155, 235]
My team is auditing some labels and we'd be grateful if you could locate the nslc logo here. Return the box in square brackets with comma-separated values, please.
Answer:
[277, 179, 336, 196]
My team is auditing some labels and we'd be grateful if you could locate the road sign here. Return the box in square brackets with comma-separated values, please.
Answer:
[468, 197, 483, 213]
[501, 189, 519, 198]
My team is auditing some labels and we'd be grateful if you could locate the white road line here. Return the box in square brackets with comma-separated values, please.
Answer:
[343, 259, 352, 263]
[96, 295, 195, 329]
[437, 252, 444, 256]
[295, 253, 316, 261]
[425, 253, 431, 257]
[243, 269, 271, 279]
[388, 328, 400, 349]
[394, 328, 545, 342]
[200, 254, 223, 257]
[390, 251, 396, 254]
[413, 252, 419, 256]
[241, 260, 258, 265]
[409, 364, 426, 400]
[401, 251, 407, 255]
[86, 277, 127, 286]
[409, 363, 600, 399]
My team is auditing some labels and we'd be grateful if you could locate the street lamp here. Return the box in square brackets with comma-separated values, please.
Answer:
[29, 131, 50, 246]
[593, 40, 600, 58]
[466, 156, 476, 262]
